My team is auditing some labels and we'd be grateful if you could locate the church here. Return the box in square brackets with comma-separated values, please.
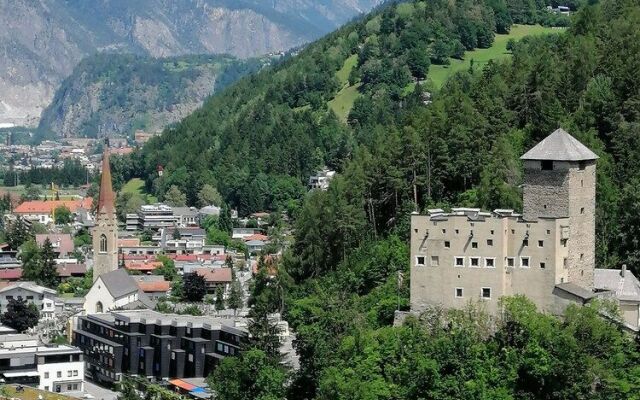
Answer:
[410, 129, 640, 331]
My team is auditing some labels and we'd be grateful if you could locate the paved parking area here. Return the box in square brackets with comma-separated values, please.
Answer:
[79, 381, 118, 400]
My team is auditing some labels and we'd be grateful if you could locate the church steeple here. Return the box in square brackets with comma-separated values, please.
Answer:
[92, 139, 119, 282]
[98, 146, 115, 214]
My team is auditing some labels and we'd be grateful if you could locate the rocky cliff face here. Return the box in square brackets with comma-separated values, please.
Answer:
[0, 0, 382, 127]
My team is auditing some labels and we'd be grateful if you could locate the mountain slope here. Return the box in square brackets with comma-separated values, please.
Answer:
[0, 0, 383, 126]
[36, 53, 268, 138]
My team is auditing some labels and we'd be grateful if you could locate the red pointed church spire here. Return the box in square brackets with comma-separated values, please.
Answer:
[97, 140, 115, 214]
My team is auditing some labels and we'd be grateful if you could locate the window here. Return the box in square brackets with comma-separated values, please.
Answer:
[506, 257, 515, 267]
[73, 384, 78, 391]
[454, 257, 465, 267]
[57, 371, 62, 378]
[95, 301, 103, 313]
[26, 295, 33, 300]
[455, 229, 459, 235]
[455, 288, 463, 298]
[444, 241, 450, 248]
[430, 256, 439, 267]
[520, 257, 530, 268]
[442, 229, 446, 234]
[471, 242, 478, 249]
[73, 370, 78, 376]
[99, 234, 107, 253]
[541, 160, 553, 170]
[540, 262, 546, 269]
[44, 372, 49, 379]
[580, 253, 584, 260]
[481, 287, 491, 299]
[44, 387, 49, 392]
[538, 240, 544, 247]
[580, 207, 585, 214]
[579, 160, 586, 170]
[546, 229, 551, 235]
[487, 239, 493, 246]
[416, 256, 425, 266]
[561, 239, 568, 247]
[490, 230, 494, 235]
[485, 258, 495, 268]
[67, 385, 72, 391]
[68, 371, 72, 377]
[470, 257, 480, 267]
[188, 354, 193, 362]
[523, 239, 529, 247]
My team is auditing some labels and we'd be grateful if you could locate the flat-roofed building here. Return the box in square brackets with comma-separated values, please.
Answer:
[73, 310, 246, 387]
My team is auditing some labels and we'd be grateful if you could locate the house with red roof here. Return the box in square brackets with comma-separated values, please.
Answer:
[132, 275, 171, 300]
[36, 233, 75, 258]
[14, 197, 93, 225]
[193, 268, 232, 293]
[0, 268, 22, 281]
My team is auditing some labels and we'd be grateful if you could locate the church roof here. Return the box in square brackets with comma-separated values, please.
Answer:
[97, 147, 115, 214]
[520, 128, 599, 161]
[99, 269, 139, 299]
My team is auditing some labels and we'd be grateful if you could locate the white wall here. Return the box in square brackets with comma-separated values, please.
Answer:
[83, 276, 138, 314]
[38, 359, 84, 393]
[0, 287, 57, 319]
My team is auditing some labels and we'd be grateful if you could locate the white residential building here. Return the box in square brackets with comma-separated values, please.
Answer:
[0, 282, 58, 320]
[0, 334, 84, 393]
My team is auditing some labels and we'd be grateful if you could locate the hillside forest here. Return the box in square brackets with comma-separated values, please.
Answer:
[109, 0, 640, 398]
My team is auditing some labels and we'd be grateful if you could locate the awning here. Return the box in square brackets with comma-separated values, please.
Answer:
[3, 370, 39, 378]
[189, 391, 212, 399]
[169, 379, 196, 391]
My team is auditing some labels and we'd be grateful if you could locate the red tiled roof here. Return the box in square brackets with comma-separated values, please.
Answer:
[0, 268, 22, 280]
[243, 234, 269, 242]
[14, 198, 93, 214]
[56, 263, 87, 277]
[194, 268, 232, 283]
[125, 261, 162, 271]
[36, 234, 74, 255]
[118, 238, 141, 247]
[122, 254, 157, 261]
[137, 281, 171, 293]
[172, 254, 198, 262]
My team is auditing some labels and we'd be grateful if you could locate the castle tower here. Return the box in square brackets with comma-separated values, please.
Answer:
[92, 145, 118, 282]
[520, 128, 598, 289]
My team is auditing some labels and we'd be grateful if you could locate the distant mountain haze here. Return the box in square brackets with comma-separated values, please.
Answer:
[0, 0, 383, 127]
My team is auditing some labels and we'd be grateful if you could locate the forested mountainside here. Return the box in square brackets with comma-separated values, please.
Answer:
[36, 54, 267, 139]
[0, 0, 382, 127]
[121, 0, 640, 398]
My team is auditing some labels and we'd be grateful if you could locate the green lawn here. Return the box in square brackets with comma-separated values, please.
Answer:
[336, 54, 358, 86]
[428, 25, 564, 87]
[328, 83, 362, 122]
[122, 178, 158, 203]
[2, 385, 76, 400]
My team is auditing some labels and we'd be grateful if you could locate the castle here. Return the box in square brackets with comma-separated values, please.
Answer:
[410, 129, 640, 330]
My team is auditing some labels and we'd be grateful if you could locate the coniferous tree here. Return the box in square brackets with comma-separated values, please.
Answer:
[39, 238, 60, 288]
[1, 298, 39, 332]
[214, 286, 225, 311]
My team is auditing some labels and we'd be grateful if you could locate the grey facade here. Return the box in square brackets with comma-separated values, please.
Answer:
[73, 310, 245, 387]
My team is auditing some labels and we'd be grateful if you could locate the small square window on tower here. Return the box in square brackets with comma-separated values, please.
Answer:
[416, 256, 425, 266]
[455, 257, 465, 267]
[506, 257, 515, 267]
[487, 239, 493, 246]
[470, 257, 480, 267]
[580, 207, 585, 214]
[485, 258, 495, 268]
[538, 240, 544, 247]
[540, 262, 546, 269]
[455, 288, 463, 298]
[431, 256, 439, 267]
[481, 287, 491, 299]
[472, 242, 478, 249]
[444, 241, 451, 248]
[520, 257, 530, 268]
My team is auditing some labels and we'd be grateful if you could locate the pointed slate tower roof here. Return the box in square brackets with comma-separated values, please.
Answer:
[520, 128, 599, 161]
[97, 145, 115, 214]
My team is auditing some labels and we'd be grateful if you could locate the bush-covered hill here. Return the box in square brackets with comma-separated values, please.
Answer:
[36, 53, 268, 139]
[118, 0, 640, 398]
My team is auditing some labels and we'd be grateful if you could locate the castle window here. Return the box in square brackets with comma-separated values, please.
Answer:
[506, 257, 515, 267]
[485, 258, 495, 268]
[546, 229, 551, 235]
[540, 262, 546, 269]
[541, 160, 554, 170]
[470, 257, 480, 267]
[99, 234, 107, 253]
[538, 240, 544, 247]
[523, 239, 529, 247]
[471, 242, 478, 249]
[444, 241, 450, 248]
[520, 257, 530, 268]
[455, 288, 463, 298]
[454, 257, 465, 267]
[431, 256, 439, 267]
[580, 207, 585, 214]
[487, 239, 493, 246]
[415, 256, 425, 266]
[481, 287, 491, 299]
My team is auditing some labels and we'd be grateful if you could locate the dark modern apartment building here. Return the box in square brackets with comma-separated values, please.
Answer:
[72, 310, 246, 387]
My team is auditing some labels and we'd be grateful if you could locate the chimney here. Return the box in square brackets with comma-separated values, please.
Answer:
[621, 264, 627, 278]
